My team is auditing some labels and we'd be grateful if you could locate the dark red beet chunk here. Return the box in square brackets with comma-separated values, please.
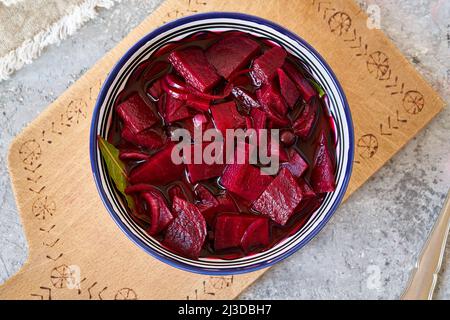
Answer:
[141, 191, 173, 235]
[251, 46, 287, 85]
[129, 143, 185, 185]
[231, 87, 261, 109]
[257, 84, 288, 116]
[221, 163, 273, 202]
[187, 96, 210, 113]
[168, 183, 193, 202]
[117, 93, 158, 132]
[210, 101, 246, 135]
[199, 192, 237, 228]
[181, 114, 215, 138]
[311, 131, 336, 194]
[121, 127, 166, 150]
[164, 197, 207, 258]
[281, 149, 308, 177]
[266, 137, 289, 163]
[283, 61, 316, 102]
[147, 79, 162, 100]
[214, 214, 269, 251]
[168, 47, 221, 93]
[206, 35, 260, 79]
[188, 161, 225, 184]
[252, 168, 303, 226]
[298, 178, 316, 198]
[159, 93, 193, 123]
[117, 94, 165, 149]
[293, 97, 319, 139]
[240, 218, 270, 252]
[256, 86, 290, 127]
[196, 185, 219, 207]
[124, 185, 173, 235]
[250, 108, 267, 130]
[186, 143, 226, 184]
[277, 68, 300, 108]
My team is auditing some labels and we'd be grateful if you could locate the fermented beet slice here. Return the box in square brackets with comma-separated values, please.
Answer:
[182, 114, 215, 138]
[251, 46, 287, 85]
[169, 186, 185, 203]
[130, 197, 152, 225]
[250, 108, 267, 130]
[283, 61, 316, 102]
[311, 131, 336, 194]
[186, 143, 226, 184]
[168, 182, 194, 203]
[141, 191, 173, 235]
[297, 178, 316, 198]
[168, 47, 221, 93]
[147, 79, 163, 100]
[121, 126, 167, 150]
[141, 60, 171, 83]
[216, 192, 237, 212]
[252, 168, 303, 225]
[257, 84, 288, 116]
[124, 185, 173, 235]
[159, 93, 193, 123]
[210, 101, 246, 135]
[292, 97, 319, 139]
[117, 93, 158, 133]
[130, 60, 150, 82]
[214, 214, 267, 251]
[198, 192, 237, 228]
[117, 94, 164, 149]
[164, 196, 207, 258]
[220, 163, 273, 202]
[232, 87, 261, 110]
[129, 143, 185, 185]
[195, 185, 219, 207]
[281, 149, 308, 177]
[266, 112, 291, 128]
[229, 140, 252, 165]
[240, 217, 270, 252]
[162, 72, 233, 102]
[266, 137, 290, 163]
[245, 116, 253, 130]
[187, 83, 233, 101]
[256, 85, 290, 127]
[277, 68, 300, 108]
[186, 96, 210, 112]
[206, 35, 260, 79]
[192, 113, 209, 129]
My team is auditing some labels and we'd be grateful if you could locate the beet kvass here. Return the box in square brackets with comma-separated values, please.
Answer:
[99, 30, 337, 260]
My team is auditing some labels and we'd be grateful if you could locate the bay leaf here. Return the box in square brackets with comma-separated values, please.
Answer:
[97, 136, 135, 210]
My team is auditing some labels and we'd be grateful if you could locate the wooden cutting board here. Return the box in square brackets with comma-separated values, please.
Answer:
[1, 0, 445, 300]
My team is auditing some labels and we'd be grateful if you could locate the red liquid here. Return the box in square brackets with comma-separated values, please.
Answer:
[107, 30, 337, 259]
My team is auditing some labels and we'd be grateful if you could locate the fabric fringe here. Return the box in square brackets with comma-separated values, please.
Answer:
[0, 0, 120, 81]
[0, 0, 24, 6]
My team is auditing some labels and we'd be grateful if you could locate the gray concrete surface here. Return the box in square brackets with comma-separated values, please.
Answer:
[0, 0, 449, 299]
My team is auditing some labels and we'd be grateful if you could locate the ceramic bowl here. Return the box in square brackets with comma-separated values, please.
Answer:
[90, 12, 354, 275]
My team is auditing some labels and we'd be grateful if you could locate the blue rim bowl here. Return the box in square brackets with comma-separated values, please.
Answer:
[90, 12, 354, 275]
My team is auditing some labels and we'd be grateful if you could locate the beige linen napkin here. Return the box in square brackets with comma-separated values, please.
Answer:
[0, 0, 119, 81]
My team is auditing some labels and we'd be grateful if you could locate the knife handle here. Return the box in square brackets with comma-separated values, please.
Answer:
[401, 190, 450, 300]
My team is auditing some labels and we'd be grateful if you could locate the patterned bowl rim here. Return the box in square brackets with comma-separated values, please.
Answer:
[90, 12, 354, 275]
